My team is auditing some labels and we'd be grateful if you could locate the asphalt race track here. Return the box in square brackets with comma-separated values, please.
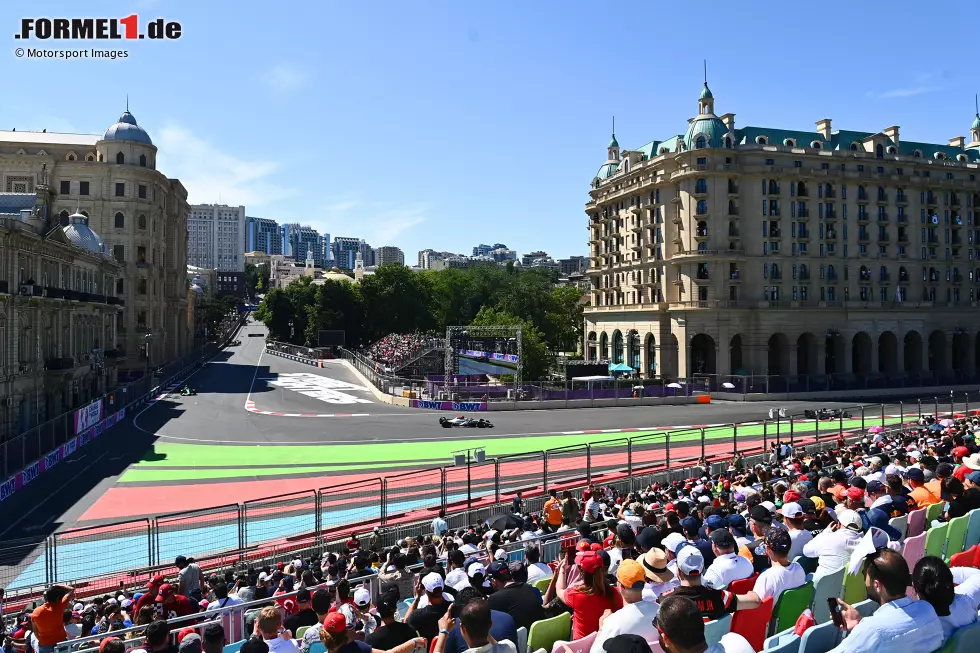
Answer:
[0, 318, 937, 592]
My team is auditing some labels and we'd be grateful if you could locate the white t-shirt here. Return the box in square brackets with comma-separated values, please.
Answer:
[207, 595, 245, 611]
[703, 552, 755, 590]
[787, 528, 814, 560]
[526, 562, 553, 582]
[940, 593, 979, 640]
[705, 633, 755, 653]
[445, 568, 468, 589]
[642, 578, 679, 602]
[465, 641, 518, 653]
[589, 600, 660, 653]
[265, 636, 300, 653]
[753, 561, 806, 603]
[459, 544, 479, 554]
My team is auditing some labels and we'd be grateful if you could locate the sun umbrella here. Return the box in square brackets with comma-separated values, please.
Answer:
[928, 423, 944, 432]
[487, 512, 525, 532]
[939, 418, 955, 427]
[722, 382, 735, 389]
[868, 426, 884, 434]
[667, 383, 682, 389]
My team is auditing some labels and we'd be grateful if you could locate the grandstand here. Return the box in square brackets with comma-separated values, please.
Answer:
[6, 408, 980, 653]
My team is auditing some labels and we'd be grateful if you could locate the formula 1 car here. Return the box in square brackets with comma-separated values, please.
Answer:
[439, 416, 494, 428]
[804, 408, 852, 420]
[180, 386, 197, 397]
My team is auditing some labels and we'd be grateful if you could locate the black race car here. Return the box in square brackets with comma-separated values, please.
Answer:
[804, 408, 852, 420]
[439, 416, 494, 428]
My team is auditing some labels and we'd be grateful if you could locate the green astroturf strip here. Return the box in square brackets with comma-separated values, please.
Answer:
[120, 416, 904, 484]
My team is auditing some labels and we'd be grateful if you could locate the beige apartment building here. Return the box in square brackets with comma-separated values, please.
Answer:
[584, 84, 980, 382]
[0, 109, 192, 393]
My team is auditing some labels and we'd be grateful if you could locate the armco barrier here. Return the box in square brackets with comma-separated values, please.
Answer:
[4, 397, 974, 605]
[410, 399, 488, 411]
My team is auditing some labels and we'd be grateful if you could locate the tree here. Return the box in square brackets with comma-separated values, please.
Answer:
[256, 264, 270, 292]
[470, 306, 550, 381]
[359, 264, 436, 341]
[244, 262, 258, 297]
[546, 286, 584, 353]
[305, 279, 363, 348]
[256, 288, 294, 341]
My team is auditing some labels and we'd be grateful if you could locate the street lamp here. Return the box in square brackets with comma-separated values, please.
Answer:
[143, 333, 153, 379]
[453, 447, 486, 511]
[289, 320, 295, 341]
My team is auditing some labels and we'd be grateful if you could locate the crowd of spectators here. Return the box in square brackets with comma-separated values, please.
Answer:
[8, 413, 980, 653]
[363, 334, 438, 371]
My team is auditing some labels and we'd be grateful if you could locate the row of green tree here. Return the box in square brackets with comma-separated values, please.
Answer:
[244, 262, 271, 299]
[254, 264, 585, 379]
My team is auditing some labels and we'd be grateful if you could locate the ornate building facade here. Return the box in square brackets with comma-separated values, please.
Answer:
[0, 109, 192, 394]
[584, 84, 980, 384]
[0, 198, 123, 436]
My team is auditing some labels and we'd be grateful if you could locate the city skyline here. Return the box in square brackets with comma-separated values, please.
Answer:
[3, 1, 977, 261]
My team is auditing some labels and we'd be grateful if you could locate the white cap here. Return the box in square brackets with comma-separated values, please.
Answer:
[293, 559, 304, 568]
[884, 465, 901, 475]
[106, 598, 118, 606]
[467, 563, 485, 578]
[116, 595, 125, 602]
[676, 545, 704, 575]
[698, 496, 710, 504]
[258, 572, 270, 582]
[353, 587, 371, 607]
[494, 548, 508, 561]
[422, 572, 444, 593]
[760, 501, 777, 514]
[73, 603, 84, 612]
[779, 502, 803, 518]
[662, 532, 686, 555]
[837, 508, 863, 531]
[120, 599, 134, 609]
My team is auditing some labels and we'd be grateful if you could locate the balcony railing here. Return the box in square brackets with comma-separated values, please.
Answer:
[44, 357, 75, 371]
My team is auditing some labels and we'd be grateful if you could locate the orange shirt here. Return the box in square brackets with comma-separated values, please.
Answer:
[925, 479, 943, 497]
[909, 485, 942, 510]
[31, 594, 71, 645]
[544, 497, 563, 525]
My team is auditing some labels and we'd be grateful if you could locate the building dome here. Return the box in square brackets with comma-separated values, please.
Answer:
[973, 113, 980, 130]
[609, 134, 619, 148]
[64, 212, 107, 255]
[699, 83, 713, 100]
[102, 110, 153, 145]
[684, 115, 730, 150]
[595, 161, 620, 180]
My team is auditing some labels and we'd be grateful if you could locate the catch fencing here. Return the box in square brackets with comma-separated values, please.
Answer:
[4, 392, 972, 606]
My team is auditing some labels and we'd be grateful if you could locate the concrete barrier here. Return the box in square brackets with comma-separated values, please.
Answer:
[714, 382, 980, 402]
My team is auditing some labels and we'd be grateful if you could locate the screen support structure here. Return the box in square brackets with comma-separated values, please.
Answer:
[444, 325, 523, 398]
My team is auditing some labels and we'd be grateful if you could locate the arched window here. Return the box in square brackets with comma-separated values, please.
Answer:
[66, 152, 76, 161]
[783, 138, 795, 147]
[97, 153, 103, 161]
[724, 136, 733, 148]
[827, 264, 835, 279]
[879, 265, 887, 280]
[957, 154, 968, 162]
[114, 212, 124, 229]
[115, 152, 124, 164]
[728, 220, 737, 236]
[58, 210, 69, 226]
[696, 221, 708, 237]
[811, 141, 822, 149]
[86, 153, 95, 162]
[756, 136, 767, 145]
[800, 263, 808, 278]
[139, 154, 146, 167]
[696, 199, 708, 215]
[659, 147, 668, 155]
[913, 150, 922, 158]
[850, 143, 858, 151]
[695, 178, 707, 194]
[728, 199, 736, 215]
[876, 144, 883, 159]
[887, 146, 897, 154]
[768, 179, 778, 194]
[138, 214, 147, 229]
[695, 136, 707, 149]
[935, 152, 947, 161]
[771, 263, 779, 278]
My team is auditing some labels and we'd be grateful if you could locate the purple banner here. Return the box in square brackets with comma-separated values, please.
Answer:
[0, 407, 128, 504]
[74, 398, 103, 435]
[411, 400, 487, 411]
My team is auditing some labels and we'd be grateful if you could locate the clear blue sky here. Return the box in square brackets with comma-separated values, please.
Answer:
[3, 1, 978, 260]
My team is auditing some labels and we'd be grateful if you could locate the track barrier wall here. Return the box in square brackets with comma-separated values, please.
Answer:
[4, 390, 978, 608]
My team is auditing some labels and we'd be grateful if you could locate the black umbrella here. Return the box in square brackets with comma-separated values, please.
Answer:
[488, 512, 525, 532]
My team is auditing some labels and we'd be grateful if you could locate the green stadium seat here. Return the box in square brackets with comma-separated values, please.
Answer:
[771, 581, 814, 636]
[527, 612, 571, 653]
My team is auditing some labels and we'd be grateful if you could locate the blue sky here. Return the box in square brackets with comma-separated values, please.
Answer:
[3, 1, 978, 260]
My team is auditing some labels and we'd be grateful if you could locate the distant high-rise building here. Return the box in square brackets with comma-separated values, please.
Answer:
[281, 223, 325, 266]
[188, 204, 246, 272]
[521, 250, 550, 266]
[332, 236, 364, 270]
[489, 247, 517, 262]
[359, 240, 375, 266]
[559, 255, 588, 275]
[376, 246, 405, 266]
[245, 216, 282, 255]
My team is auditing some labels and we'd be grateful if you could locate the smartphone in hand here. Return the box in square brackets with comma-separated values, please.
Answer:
[828, 598, 844, 628]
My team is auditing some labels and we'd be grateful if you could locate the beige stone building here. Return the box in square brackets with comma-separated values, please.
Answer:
[0, 109, 192, 390]
[0, 200, 123, 435]
[584, 84, 980, 385]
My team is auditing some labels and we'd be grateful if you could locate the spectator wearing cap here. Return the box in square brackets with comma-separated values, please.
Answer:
[155, 583, 197, 620]
[446, 597, 517, 653]
[658, 546, 750, 622]
[964, 469, 980, 493]
[640, 548, 679, 601]
[726, 514, 751, 549]
[443, 587, 517, 653]
[737, 505, 774, 574]
[548, 550, 622, 640]
[284, 588, 318, 634]
[680, 516, 715, 569]
[606, 523, 637, 576]
[778, 501, 813, 559]
[406, 572, 452, 642]
[30, 584, 74, 653]
[951, 447, 977, 482]
[828, 548, 943, 653]
[741, 529, 805, 604]
[523, 546, 552, 583]
[589, 560, 659, 653]
[179, 634, 203, 653]
[322, 608, 425, 653]
[655, 595, 754, 653]
[352, 588, 380, 637]
[134, 575, 168, 615]
[367, 593, 420, 651]
[905, 467, 941, 510]
[803, 508, 865, 578]
[702, 529, 754, 591]
[488, 561, 544, 631]
[175, 556, 204, 602]
[300, 589, 339, 653]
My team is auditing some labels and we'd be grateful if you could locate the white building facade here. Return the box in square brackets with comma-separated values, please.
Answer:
[188, 204, 246, 272]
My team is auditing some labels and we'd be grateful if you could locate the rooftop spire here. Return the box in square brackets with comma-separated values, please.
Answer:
[608, 116, 619, 150]
[704, 59, 707, 85]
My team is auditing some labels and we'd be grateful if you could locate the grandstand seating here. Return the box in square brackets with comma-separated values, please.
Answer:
[704, 614, 732, 646]
[527, 612, 571, 653]
[770, 581, 814, 636]
[810, 567, 845, 624]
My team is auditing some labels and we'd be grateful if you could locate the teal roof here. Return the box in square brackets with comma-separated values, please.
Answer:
[699, 83, 713, 100]
[972, 114, 980, 130]
[635, 140, 660, 160]
[595, 161, 620, 180]
[655, 136, 684, 154]
[734, 126, 825, 148]
[609, 134, 619, 148]
[685, 115, 730, 149]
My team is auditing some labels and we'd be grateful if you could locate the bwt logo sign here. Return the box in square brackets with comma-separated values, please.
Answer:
[16, 15, 182, 40]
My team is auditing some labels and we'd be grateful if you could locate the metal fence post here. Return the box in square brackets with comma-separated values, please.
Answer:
[543, 451, 549, 494]
[147, 520, 155, 568]
[918, 398, 922, 419]
[763, 420, 768, 454]
[441, 468, 448, 512]
[586, 445, 592, 486]
[381, 479, 388, 526]
[899, 401, 904, 424]
[950, 391, 955, 418]
[880, 403, 885, 427]
[46, 536, 54, 585]
[789, 418, 794, 449]
[315, 491, 322, 546]
[494, 459, 501, 503]
[967, 393, 971, 417]
[934, 396, 939, 416]
[627, 439, 633, 490]
[815, 414, 819, 443]
[700, 428, 706, 461]
[860, 406, 865, 431]
[665, 432, 671, 472]
[732, 423, 738, 455]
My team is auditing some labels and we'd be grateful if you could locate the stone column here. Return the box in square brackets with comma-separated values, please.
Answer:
[869, 336, 879, 374]
[788, 342, 799, 376]
[815, 337, 827, 374]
